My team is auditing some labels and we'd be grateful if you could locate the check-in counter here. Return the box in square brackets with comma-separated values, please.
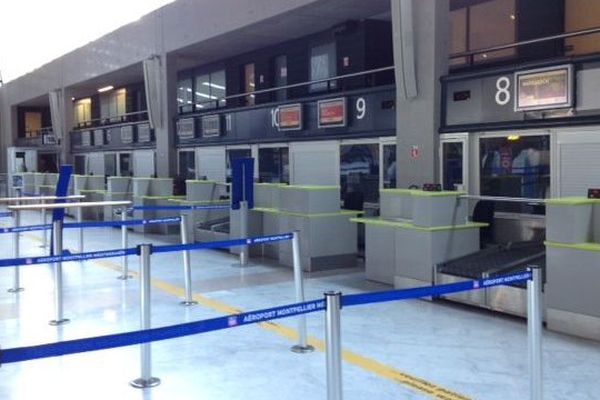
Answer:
[73, 175, 106, 220]
[232, 184, 359, 271]
[545, 197, 600, 341]
[102, 177, 133, 221]
[132, 178, 178, 234]
[182, 180, 230, 242]
[353, 189, 484, 287]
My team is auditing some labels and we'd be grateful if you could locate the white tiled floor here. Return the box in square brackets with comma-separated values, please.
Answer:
[0, 211, 599, 399]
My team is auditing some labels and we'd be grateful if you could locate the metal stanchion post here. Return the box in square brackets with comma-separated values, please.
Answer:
[117, 208, 132, 280]
[7, 211, 24, 293]
[41, 199, 48, 249]
[77, 207, 84, 255]
[180, 213, 197, 306]
[239, 200, 248, 266]
[291, 231, 314, 353]
[527, 265, 543, 400]
[325, 291, 343, 400]
[130, 244, 161, 389]
[49, 219, 69, 326]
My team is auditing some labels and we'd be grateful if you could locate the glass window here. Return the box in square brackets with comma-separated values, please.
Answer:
[442, 142, 465, 191]
[244, 63, 256, 106]
[565, 0, 600, 56]
[211, 70, 227, 108]
[226, 148, 252, 182]
[73, 98, 92, 127]
[259, 147, 289, 184]
[450, 0, 516, 65]
[193, 70, 226, 111]
[119, 153, 132, 177]
[310, 42, 337, 92]
[273, 55, 288, 101]
[100, 89, 127, 123]
[74, 155, 86, 175]
[383, 144, 396, 189]
[178, 78, 194, 113]
[24, 112, 42, 137]
[479, 135, 550, 213]
[178, 151, 196, 180]
[340, 144, 379, 209]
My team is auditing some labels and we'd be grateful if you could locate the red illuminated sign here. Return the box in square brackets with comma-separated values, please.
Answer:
[318, 98, 346, 128]
[278, 104, 302, 131]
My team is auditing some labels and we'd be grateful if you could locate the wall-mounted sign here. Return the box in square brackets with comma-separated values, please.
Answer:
[81, 131, 92, 147]
[410, 145, 420, 160]
[278, 103, 302, 131]
[93, 129, 105, 146]
[42, 134, 58, 145]
[177, 118, 196, 139]
[318, 97, 346, 128]
[137, 123, 152, 142]
[202, 115, 221, 137]
[121, 125, 134, 144]
[515, 65, 573, 112]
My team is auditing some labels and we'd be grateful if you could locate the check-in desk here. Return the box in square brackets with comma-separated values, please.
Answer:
[132, 178, 179, 234]
[545, 197, 600, 341]
[353, 189, 485, 287]
[73, 175, 106, 220]
[102, 177, 133, 221]
[232, 184, 359, 271]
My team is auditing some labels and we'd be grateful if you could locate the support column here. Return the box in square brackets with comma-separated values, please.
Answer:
[392, 0, 449, 188]
[151, 54, 177, 178]
[61, 88, 75, 166]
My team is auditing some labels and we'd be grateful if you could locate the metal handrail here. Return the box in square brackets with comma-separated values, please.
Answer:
[450, 26, 600, 59]
[75, 110, 149, 128]
[187, 65, 395, 111]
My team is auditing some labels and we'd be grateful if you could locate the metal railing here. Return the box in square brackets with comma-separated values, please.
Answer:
[73, 110, 149, 130]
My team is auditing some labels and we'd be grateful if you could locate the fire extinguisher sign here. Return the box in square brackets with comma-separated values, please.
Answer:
[410, 145, 420, 159]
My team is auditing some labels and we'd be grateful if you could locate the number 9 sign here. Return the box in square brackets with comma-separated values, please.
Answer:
[356, 97, 366, 119]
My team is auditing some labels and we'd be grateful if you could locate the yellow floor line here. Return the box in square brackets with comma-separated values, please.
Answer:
[21, 230, 471, 400]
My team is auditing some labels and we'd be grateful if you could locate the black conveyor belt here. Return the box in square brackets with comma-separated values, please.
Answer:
[437, 242, 546, 288]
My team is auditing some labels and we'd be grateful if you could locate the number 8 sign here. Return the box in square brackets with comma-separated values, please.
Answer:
[495, 76, 511, 106]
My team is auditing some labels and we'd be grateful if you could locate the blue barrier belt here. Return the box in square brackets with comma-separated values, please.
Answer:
[0, 247, 138, 268]
[1, 224, 52, 234]
[130, 205, 230, 211]
[152, 233, 294, 254]
[341, 271, 532, 307]
[0, 212, 13, 218]
[0, 299, 325, 364]
[64, 216, 182, 229]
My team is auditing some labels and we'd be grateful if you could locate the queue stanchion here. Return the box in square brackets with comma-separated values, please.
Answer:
[7, 210, 24, 293]
[527, 265, 543, 400]
[41, 198, 48, 249]
[180, 213, 197, 306]
[239, 200, 249, 267]
[118, 208, 132, 280]
[291, 230, 314, 353]
[130, 243, 161, 389]
[77, 207, 84, 256]
[325, 291, 343, 400]
[49, 219, 69, 326]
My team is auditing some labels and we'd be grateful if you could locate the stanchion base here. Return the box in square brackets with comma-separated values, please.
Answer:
[180, 300, 198, 306]
[49, 318, 70, 326]
[7, 287, 24, 293]
[117, 274, 133, 280]
[290, 344, 315, 354]
[129, 377, 161, 388]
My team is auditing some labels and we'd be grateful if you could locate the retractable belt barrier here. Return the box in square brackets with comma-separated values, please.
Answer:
[130, 204, 229, 211]
[0, 212, 12, 218]
[0, 271, 531, 365]
[0, 216, 182, 234]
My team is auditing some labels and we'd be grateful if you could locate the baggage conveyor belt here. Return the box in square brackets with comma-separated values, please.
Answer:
[435, 242, 546, 316]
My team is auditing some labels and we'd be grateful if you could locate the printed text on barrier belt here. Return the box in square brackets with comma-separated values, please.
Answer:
[0, 247, 139, 268]
[0, 299, 326, 364]
[0, 211, 12, 218]
[341, 271, 533, 307]
[0, 272, 532, 365]
[1, 224, 52, 234]
[64, 216, 182, 229]
[151, 233, 294, 254]
[130, 205, 230, 211]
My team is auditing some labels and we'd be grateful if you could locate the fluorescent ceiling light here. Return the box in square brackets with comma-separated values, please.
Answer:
[98, 85, 114, 93]
[202, 81, 225, 90]
[507, 135, 520, 141]
[195, 92, 217, 100]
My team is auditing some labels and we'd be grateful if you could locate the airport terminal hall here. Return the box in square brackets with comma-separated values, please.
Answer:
[3, 0, 600, 399]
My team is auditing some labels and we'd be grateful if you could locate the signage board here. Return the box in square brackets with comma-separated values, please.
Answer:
[278, 103, 302, 131]
[515, 65, 573, 112]
[202, 115, 221, 137]
[42, 134, 58, 145]
[81, 131, 92, 147]
[137, 123, 152, 142]
[318, 97, 346, 128]
[93, 129, 105, 146]
[121, 125, 134, 144]
[177, 118, 196, 139]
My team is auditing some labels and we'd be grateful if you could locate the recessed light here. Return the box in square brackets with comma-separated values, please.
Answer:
[97, 85, 114, 93]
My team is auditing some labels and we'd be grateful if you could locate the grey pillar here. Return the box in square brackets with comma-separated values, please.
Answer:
[392, 0, 449, 188]
[61, 88, 75, 166]
[154, 54, 178, 178]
